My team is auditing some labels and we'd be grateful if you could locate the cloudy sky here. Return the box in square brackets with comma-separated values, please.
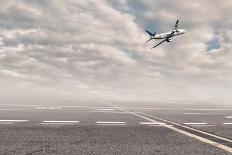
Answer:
[0, 0, 232, 103]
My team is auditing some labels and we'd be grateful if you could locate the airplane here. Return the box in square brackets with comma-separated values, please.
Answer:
[146, 20, 186, 48]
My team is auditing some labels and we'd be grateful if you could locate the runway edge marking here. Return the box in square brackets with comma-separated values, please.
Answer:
[109, 104, 232, 153]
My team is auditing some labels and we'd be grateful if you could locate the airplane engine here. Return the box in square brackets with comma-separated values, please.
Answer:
[167, 39, 172, 42]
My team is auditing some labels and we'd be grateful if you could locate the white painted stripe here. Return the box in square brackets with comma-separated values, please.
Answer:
[110, 105, 232, 153]
[0, 109, 25, 111]
[184, 123, 208, 125]
[35, 107, 61, 110]
[40, 123, 76, 125]
[184, 113, 225, 115]
[97, 124, 126, 126]
[167, 125, 232, 152]
[0, 120, 28, 122]
[96, 121, 125, 124]
[0, 104, 112, 109]
[223, 123, 232, 125]
[140, 122, 166, 125]
[43, 121, 79, 123]
[148, 125, 173, 127]
[191, 125, 216, 127]
[123, 106, 232, 111]
[96, 109, 115, 111]
[225, 116, 232, 118]
[183, 109, 232, 111]
[124, 107, 232, 111]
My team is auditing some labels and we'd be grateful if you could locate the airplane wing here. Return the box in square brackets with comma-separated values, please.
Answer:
[152, 38, 168, 49]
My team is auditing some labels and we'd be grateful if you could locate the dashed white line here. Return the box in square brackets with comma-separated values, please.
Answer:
[97, 124, 126, 126]
[96, 121, 125, 124]
[96, 121, 126, 126]
[148, 124, 173, 127]
[41, 121, 79, 125]
[191, 125, 216, 127]
[95, 109, 115, 111]
[184, 113, 225, 115]
[225, 116, 232, 119]
[0, 120, 28, 122]
[223, 123, 232, 125]
[43, 121, 79, 123]
[40, 123, 77, 125]
[35, 107, 62, 110]
[140, 122, 166, 125]
[0, 104, 111, 109]
[0, 109, 25, 111]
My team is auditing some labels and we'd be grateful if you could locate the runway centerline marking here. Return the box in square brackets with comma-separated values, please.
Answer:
[96, 121, 125, 124]
[184, 113, 226, 115]
[0, 120, 28, 122]
[96, 109, 115, 111]
[43, 121, 79, 123]
[97, 124, 126, 126]
[0, 109, 25, 111]
[40, 123, 77, 125]
[122, 107, 232, 111]
[223, 123, 232, 125]
[107, 104, 232, 153]
[35, 107, 62, 110]
[140, 122, 166, 125]
[191, 125, 216, 127]
[0, 104, 111, 109]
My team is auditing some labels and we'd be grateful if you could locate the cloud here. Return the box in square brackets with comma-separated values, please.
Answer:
[0, 0, 231, 102]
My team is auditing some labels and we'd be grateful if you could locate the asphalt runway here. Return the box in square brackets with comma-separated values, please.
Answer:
[0, 101, 231, 155]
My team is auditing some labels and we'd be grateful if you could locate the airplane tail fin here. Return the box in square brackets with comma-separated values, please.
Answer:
[146, 30, 156, 43]
[146, 30, 156, 37]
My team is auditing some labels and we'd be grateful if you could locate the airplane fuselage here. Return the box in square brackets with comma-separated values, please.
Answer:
[152, 29, 186, 39]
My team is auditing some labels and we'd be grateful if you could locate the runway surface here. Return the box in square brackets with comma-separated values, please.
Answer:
[0, 101, 231, 155]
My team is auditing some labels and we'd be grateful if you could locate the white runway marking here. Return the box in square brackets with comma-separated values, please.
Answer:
[96, 109, 115, 111]
[40, 123, 77, 125]
[96, 121, 125, 124]
[41, 121, 79, 125]
[43, 121, 79, 123]
[225, 116, 232, 118]
[109, 104, 232, 153]
[0, 104, 111, 109]
[223, 123, 232, 125]
[184, 123, 208, 125]
[191, 125, 216, 127]
[96, 121, 126, 126]
[35, 107, 62, 110]
[184, 113, 225, 115]
[182, 109, 232, 111]
[140, 122, 166, 125]
[97, 124, 126, 126]
[0, 109, 25, 111]
[123, 107, 232, 111]
[0, 120, 28, 122]
[148, 124, 173, 127]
